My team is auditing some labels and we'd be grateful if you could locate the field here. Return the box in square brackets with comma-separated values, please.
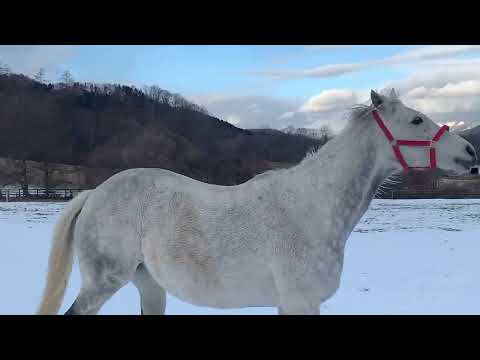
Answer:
[2, 199, 480, 315]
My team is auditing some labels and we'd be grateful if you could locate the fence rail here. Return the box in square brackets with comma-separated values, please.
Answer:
[380, 190, 480, 199]
[0, 188, 84, 202]
[4, 187, 480, 202]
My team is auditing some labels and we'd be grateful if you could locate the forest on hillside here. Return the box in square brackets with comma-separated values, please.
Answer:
[0, 68, 327, 186]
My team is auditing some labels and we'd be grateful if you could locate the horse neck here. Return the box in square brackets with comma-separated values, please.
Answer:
[292, 114, 397, 235]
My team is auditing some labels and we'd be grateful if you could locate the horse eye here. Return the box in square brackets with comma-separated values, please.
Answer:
[411, 116, 423, 125]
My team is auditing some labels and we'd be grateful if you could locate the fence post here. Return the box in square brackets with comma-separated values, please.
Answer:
[6, 189, 9, 203]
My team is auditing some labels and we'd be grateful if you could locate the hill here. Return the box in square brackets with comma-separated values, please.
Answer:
[0, 72, 324, 188]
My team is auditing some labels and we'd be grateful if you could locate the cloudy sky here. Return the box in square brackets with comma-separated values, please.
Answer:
[2, 45, 480, 132]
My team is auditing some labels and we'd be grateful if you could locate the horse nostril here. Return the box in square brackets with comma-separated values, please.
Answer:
[466, 145, 476, 159]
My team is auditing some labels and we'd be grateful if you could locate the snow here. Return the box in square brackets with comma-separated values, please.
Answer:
[2, 199, 480, 315]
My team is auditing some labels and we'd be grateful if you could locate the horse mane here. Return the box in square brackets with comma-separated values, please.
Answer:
[298, 103, 373, 165]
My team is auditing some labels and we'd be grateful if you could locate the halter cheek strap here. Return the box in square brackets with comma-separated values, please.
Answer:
[372, 109, 449, 170]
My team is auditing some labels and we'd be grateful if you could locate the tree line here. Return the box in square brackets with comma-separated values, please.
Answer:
[0, 63, 209, 114]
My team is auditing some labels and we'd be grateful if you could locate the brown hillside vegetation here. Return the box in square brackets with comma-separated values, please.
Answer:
[0, 73, 325, 187]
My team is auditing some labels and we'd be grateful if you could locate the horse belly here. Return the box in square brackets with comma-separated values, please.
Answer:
[145, 250, 278, 308]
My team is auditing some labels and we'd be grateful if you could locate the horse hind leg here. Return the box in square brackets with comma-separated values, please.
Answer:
[65, 285, 124, 315]
[133, 264, 167, 315]
[65, 255, 139, 315]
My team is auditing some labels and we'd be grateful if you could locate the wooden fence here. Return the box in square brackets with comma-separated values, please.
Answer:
[380, 190, 480, 199]
[0, 188, 84, 202]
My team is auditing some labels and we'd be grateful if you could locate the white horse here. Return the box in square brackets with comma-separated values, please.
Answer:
[37, 90, 477, 315]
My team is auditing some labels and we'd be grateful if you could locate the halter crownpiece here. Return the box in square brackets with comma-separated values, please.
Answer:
[372, 108, 450, 170]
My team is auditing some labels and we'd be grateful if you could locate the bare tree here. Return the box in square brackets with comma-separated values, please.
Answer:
[144, 85, 175, 105]
[143, 85, 208, 114]
[34, 68, 46, 83]
[159, 90, 172, 104]
[144, 85, 164, 102]
[43, 161, 52, 190]
[20, 160, 29, 196]
[197, 105, 209, 115]
[59, 70, 74, 87]
[0, 62, 11, 75]
[318, 125, 334, 144]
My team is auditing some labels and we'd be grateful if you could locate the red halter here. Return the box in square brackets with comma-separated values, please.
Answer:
[372, 109, 450, 170]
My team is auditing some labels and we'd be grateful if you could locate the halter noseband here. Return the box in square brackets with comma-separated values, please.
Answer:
[372, 109, 450, 170]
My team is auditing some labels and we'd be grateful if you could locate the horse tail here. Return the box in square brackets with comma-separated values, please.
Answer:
[37, 190, 93, 315]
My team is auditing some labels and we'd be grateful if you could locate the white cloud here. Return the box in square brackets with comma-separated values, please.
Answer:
[407, 81, 480, 99]
[300, 89, 358, 112]
[259, 45, 480, 80]
[279, 111, 295, 120]
[406, 98, 466, 114]
[404, 91, 480, 115]
[385, 65, 480, 95]
[383, 45, 480, 64]
[263, 62, 366, 79]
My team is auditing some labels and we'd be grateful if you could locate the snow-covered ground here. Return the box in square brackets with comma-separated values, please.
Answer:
[2, 199, 480, 315]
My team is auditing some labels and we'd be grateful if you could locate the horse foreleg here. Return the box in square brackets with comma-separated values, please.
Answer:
[277, 301, 320, 315]
[133, 264, 167, 315]
[273, 277, 320, 315]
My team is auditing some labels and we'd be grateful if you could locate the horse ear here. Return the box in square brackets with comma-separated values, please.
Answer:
[390, 88, 398, 99]
[371, 90, 384, 108]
